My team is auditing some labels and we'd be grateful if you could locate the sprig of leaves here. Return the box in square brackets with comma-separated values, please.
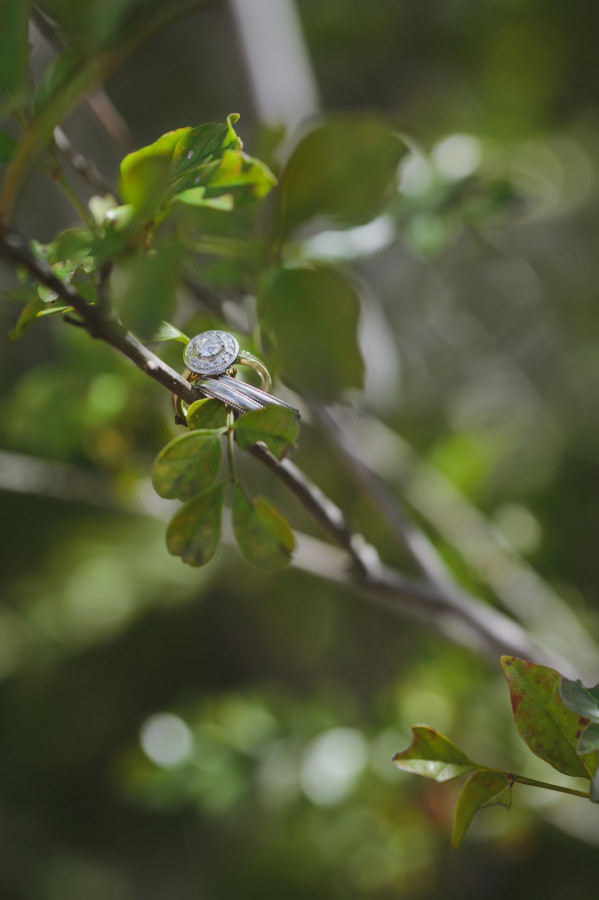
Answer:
[393, 657, 598, 849]
[152, 404, 298, 569]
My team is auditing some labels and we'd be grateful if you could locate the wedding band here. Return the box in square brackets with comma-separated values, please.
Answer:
[173, 330, 299, 422]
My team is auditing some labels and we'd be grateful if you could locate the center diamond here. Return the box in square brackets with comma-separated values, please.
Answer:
[197, 333, 223, 358]
[184, 330, 240, 376]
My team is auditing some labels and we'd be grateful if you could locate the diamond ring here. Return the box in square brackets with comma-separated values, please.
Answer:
[173, 329, 299, 422]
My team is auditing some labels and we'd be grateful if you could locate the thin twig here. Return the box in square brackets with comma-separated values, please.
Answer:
[53, 126, 119, 199]
[32, 7, 134, 152]
[312, 401, 458, 592]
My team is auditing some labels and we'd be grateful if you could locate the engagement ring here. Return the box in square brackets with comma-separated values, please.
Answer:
[173, 329, 299, 422]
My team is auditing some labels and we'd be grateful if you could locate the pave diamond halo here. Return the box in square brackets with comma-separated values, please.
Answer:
[184, 330, 240, 376]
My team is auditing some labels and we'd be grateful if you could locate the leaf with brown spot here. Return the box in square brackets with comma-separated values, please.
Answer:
[152, 429, 223, 500]
[501, 656, 594, 779]
[166, 482, 226, 567]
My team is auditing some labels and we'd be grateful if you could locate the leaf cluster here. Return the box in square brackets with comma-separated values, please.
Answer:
[393, 656, 599, 849]
[152, 401, 298, 570]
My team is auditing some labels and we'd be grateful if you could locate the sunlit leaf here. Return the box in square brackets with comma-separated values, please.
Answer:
[501, 657, 594, 779]
[166, 482, 226, 567]
[560, 677, 599, 723]
[171, 115, 242, 177]
[150, 321, 189, 344]
[120, 129, 189, 220]
[234, 406, 299, 460]
[169, 187, 234, 211]
[260, 265, 363, 398]
[187, 398, 228, 430]
[120, 151, 172, 220]
[232, 484, 295, 570]
[452, 770, 512, 850]
[0, 0, 30, 98]
[392, 726, 478, 782]
[152, 430, 224, 500]
[278, 115, 406, 231]
[202, 149, 276, 204]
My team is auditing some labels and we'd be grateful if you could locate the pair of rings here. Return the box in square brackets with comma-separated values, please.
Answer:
[173, 329, 299, 423]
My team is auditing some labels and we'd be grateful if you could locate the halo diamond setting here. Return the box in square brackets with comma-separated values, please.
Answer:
[184, 330, 240, 376]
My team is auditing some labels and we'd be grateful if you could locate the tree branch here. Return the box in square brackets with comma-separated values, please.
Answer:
[0, 223, 582, 676]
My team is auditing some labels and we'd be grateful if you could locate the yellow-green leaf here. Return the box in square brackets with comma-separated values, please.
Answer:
[232, 485, 295, 570]
[234, 405, 299, 460]
[452, 770, 512, 850]
[152, 430, 223, 500]
[166, 482, 226, 567]
[392, 726, 478, 782]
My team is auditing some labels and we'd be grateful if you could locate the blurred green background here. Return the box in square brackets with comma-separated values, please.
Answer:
[1, 1, 599, 897]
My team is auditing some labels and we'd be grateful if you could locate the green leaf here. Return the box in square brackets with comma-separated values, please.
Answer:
[560, 677, 599, 723]
[232, 484, 295, 570]
[152, 430, 223, 501]
[33, 50, 79, 115]
[169, 187, 234, 211]
[0, 0, 30, 98]
[120, 129, 189, 219]
[202, 149, 277, 204]
[452, 770, 512, 850]
[113, 248, 180, 339]
[9, 296, 73, 340]
[592, 769, 599, 804]
[166, 482, 226, 567]
[277, 115, 406, 231]
[578, 723, 599, 755]
[0, 131, 17, 165]
[171, 115, 242, 177]
[501, 657, 594, 779]
[37, 259, 79, 302]
[51, 228, 94, 264]
[120, 150, 173, 220]
[260, 265, 363, 398]
[150, 321, 190, 344]
[187, 398, 228, 431]
[234, 406, 299, 460]
[392, 726, 478, 782]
